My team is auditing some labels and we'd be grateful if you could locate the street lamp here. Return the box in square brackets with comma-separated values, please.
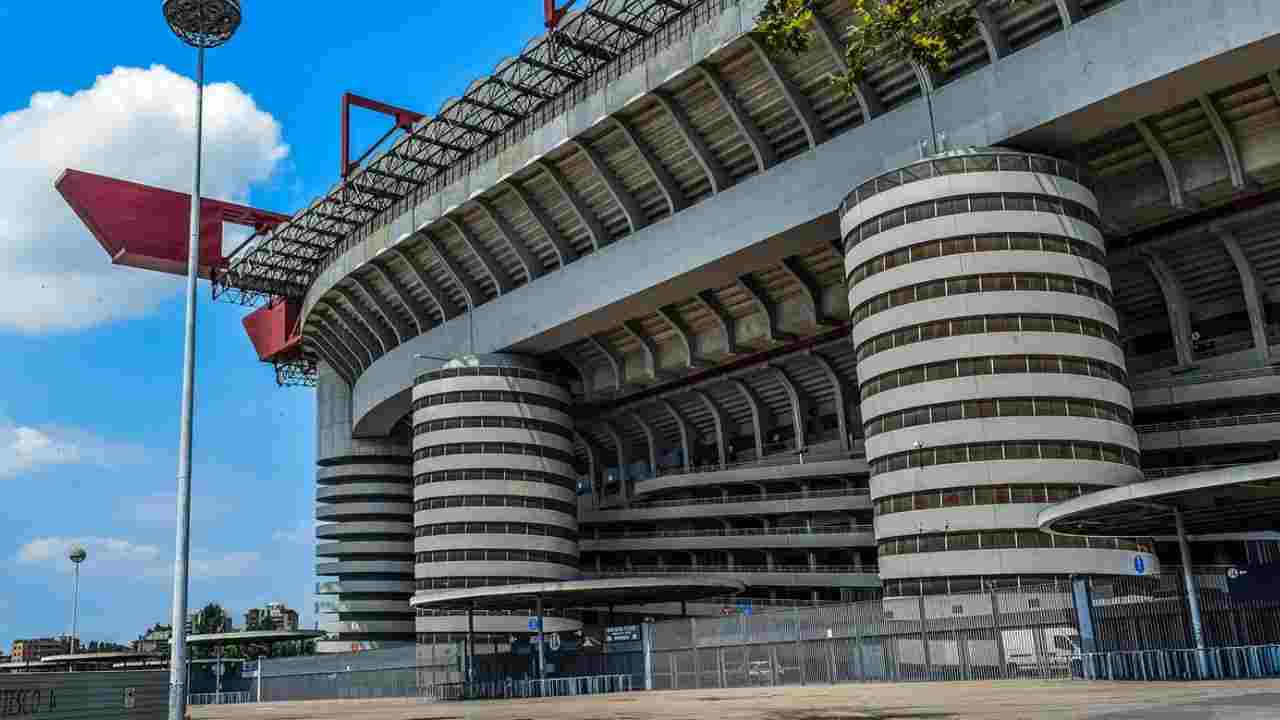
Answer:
[160, 3, 242, 719]
[68, 546, 86, 655]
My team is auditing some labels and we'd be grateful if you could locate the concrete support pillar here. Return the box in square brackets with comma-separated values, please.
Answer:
[1218, 227, 1272, 362]
[766, 551, 776, 571]
[1142, 250, 1195, 366]
[808, 552, 818, 572]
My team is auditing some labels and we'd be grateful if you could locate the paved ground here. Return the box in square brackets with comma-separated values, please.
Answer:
[191, 680, 1280, 719]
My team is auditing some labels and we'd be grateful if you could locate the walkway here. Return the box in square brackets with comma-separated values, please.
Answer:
[192, 679, 1280, 720]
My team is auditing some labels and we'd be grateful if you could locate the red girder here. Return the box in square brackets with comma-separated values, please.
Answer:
[341, 92, 427, 179]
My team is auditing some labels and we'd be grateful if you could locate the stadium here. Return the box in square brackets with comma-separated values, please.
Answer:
[56, 0, 1280, 679]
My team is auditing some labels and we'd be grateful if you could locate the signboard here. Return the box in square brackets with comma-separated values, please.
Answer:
[605, 625, 642, 654]
[123, 688, 136, 709]
[1133, 555, 1146, 575]
[527, 617, 541, 632]
[1226, 563, 1280, 603]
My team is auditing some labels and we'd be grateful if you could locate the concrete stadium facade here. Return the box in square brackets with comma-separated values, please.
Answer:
[293, 0, 1280, 649]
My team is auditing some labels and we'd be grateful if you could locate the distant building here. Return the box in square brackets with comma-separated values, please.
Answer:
[187, 608, 232, 635]
[11, 637, 70, 662]
[131, 625, 172, 654]
[244, 602, 299, 632]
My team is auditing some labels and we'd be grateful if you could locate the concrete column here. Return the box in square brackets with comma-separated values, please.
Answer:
[766, 551, 776, 571]
[1142, 250, 1195, 366]
[1218, 227, 1271, 362]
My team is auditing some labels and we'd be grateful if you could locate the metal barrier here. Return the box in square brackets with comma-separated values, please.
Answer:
[188, 691, 253, 705]
[425, 674, 633, 701]
[1073, 644, 1280, 681]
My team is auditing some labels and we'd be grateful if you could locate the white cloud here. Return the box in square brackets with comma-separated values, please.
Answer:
[0, 420, 147, 479]
[0, 64, 289, 333]
[16, 536, 260, 582]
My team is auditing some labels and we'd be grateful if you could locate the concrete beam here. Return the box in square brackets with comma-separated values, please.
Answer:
[1216, 226, 1271, 362]
[730, 378, 771, 461]
[692, 390, 728, 466]
[571, 139, 648, 234]
[780, 256, 836, 328]
[311, 316, 367, 375]
[660, 399, 693, 472]
[694, 290, 739, 355]
[1197, 95, 1249, 190]
[653, 90, 731, 194]
[318, 304, 376, 367]
[557, 347, 594, 400]
[389, 246, 462, 320]
[622, 319, 666, 381]
[611, 116, 687, 215]
[1134, 118, 1189, 210]
[629, 412, 659, 479]
[746, 35, 829, 149]
[309, 336, 356, 388]
[656, 305, 710, 369]
[1055, 0, 1084, 27]
[351, 275, 413, 344]
[1141, 250, 1195, 367]
[475, 198, 545, 282]
[738, 275, 795, 344]
[809, 6, 883, 119]
[506, 180, 578, 268]
[419, 232, 481, 311]
[696, 63, 776, 173]
[769, 364, 810, 451]
[573, 429, 602, 499]
[808, 351, 851, 451]
[443, 216, 514, 295]
[604, 422, 630, 503]
[536, 159, 608, 252]
[974, 2, 1010, 63]
[588, 335, 626, 392]
[369, 260, 432, 334]
[333, 289, 394, 355]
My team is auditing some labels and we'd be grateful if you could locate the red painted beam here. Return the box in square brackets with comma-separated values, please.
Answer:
[243, 297, 303, 363]
[545, 0, 576, 29]
[341, 92, 427, 179]
[54, 169, 289, 280]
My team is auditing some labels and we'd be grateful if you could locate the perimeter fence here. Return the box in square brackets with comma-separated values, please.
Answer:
[246, 567, 1280, 702]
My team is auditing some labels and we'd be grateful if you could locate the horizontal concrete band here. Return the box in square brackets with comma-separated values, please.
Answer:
[580, 532, 877, 551]
[632, 457, 870, 497]
[582, 493, 872, 523]
[871, 459, 1140, 498]
[316, 521, 414, 539]
[350, 0, 1280, 435]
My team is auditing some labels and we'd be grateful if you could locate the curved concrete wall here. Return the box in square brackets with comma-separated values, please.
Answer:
[314, 362, 416, 650]
[412, 357, 579, 638]
[841, 157, 1143, 589]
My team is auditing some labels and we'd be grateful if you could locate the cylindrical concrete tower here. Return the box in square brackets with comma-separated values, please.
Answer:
[314, 362, 416, 652]
[412, 354, 581, 646]
[840, 149, 1148, 596]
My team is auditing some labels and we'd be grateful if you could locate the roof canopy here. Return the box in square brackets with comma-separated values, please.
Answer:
[1039, 460, 1280, 537]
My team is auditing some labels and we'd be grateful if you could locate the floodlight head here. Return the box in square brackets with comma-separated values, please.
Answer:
[69, 545, 87, 564]
[162, 0, 242, 48]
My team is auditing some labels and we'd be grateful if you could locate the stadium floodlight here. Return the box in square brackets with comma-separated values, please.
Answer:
[160, 3, 242, 719]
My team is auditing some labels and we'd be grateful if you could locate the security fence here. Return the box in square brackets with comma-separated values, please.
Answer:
[239, 566, 1280, 703]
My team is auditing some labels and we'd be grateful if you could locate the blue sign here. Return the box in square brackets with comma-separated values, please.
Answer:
[737, 601, 753, 616]
[528, 617, 540, 631]
[1134, 556, 1146, 575]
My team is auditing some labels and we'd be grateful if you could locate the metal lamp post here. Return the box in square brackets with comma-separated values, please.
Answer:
[69, 546, 87, 655]
[160, 2, 241, 719]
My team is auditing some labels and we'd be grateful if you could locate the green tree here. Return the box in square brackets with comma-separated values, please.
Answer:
[757, 0, 1019, 154]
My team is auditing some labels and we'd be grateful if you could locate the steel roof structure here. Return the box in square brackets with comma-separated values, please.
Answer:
[214, 0, 701, 306]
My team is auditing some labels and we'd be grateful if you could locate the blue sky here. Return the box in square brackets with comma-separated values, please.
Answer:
[0, 2, 546, 648]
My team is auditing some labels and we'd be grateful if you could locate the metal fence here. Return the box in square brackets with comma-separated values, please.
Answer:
[232, 566, 1280, 704]
[188, 691, 252, 706]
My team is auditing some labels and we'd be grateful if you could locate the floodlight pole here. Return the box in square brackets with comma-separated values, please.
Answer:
[167, 43, 204, 720]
